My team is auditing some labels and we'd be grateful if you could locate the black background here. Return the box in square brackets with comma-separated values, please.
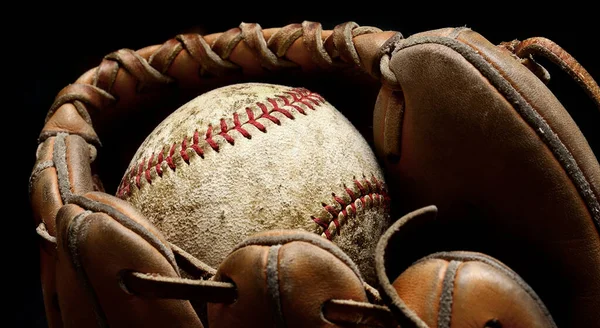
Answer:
[12, 5, 599, 327]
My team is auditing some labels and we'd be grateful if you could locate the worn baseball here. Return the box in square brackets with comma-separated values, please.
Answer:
[116, 82, 390, 282]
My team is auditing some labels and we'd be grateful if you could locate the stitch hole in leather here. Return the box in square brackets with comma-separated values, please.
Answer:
[484, 318, 502, 328]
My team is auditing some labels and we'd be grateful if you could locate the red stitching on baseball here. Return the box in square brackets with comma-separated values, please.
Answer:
[246, 107, 266, 132]
[156, 152, 164, 176]
[311, 216, 329, 229]
[192, 130, 204, 157]
[354, 179, 366, 194]
[278, 95, 305, 115]
[135, 161, 143, 188]
[166, 143, 177, 169]
[206, 125, 219, 151]
[311, 175, 389, 240]
[257, 102, 281, 125]
[350, 202, 357, 214]
[145, 153, 154, 183]
[180, 137, 190, 163]
[268, 98, 294, 119]
[363, 179, 374, 196]
[116, 88, 323, 197]
[333, 193, 346, 207]
[219, 119, 235, 145]
[233, 113, 251, 138]
[332, 219, 341, 236]
[344, 184, 356, 199]
[323, 204, 338, 217]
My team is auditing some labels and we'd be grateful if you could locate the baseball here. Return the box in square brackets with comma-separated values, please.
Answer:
[116, 82, 390, 283]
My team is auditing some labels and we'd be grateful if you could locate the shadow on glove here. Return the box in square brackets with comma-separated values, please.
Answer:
[376, 206, 557, 328]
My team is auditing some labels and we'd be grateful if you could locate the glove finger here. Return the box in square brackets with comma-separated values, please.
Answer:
[392, 251, 556, 328]
[55, 191, 203, 328]
[207, 230, 394, 328]
[29, 133, 96, 327]
[376, 206, 557, 328]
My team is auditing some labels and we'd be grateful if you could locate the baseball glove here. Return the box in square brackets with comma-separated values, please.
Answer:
[29, 21, 600, 327]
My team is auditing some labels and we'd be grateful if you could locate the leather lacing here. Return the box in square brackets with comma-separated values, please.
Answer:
[40, 21, 401, 138]
[500, 37, 600, 111]
[31, 20, 600, 328]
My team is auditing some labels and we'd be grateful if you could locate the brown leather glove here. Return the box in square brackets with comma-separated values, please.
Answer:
[373, 28, 600, 328]
[29, 20, 599, 327]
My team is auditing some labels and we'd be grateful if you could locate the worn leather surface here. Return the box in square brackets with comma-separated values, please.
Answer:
[375, 27, 600, 327]
[207, 230, 370, 327]
[54, 192, 202, 328]
[30, 134, 96, 327]
[392, 252, 556, 327]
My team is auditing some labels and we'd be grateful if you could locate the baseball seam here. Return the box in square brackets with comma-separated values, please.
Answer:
[312, 175, 390, 240]
[116, 87, 389, 238]
[116, 87, 323, 198]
